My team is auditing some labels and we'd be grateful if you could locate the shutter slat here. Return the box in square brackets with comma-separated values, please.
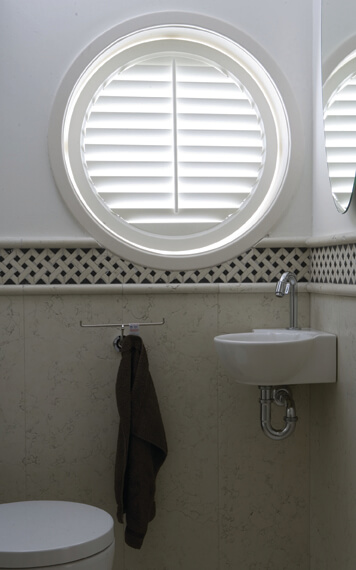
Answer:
[85, 145, 263, 162]
[325, 131, 356, 146]
[331, 84, 356, 100]
[116, 208, 239, 219]
[179, 163, 262, 177]
[177, 130, 264, 146]
[85, 129, 172, 144]
[92, 177, 171, 191]
[327, 164, 356, 177]
[324, 116, 356, 131]
[107, 198, 245, 211]
[326, 150, 356, 163]
[93, 97, 172, 112]
[131, 221, 219, 235]
[94, 178, 254, 193]
[176, 84, 250, 99]
[87, 112, 172, 129]
[178, 146, 263, 162]
[101, 192, 250, 203]
[91, 170, 262, 193]
[85, 145, 172, 161]
[326, 101, 356, 115]
[172, 181, 253, 192]
[332, 190, 356, 199]
[331, 192, 355, 212]
[177, 98, 257, 114]
[85, 129, 263, 145]
[329, 177, 356, 190]
[87, 114, 261, 129]
[88, 163, 172, 176]
[88, 161, 262, 177]
[176, 64, 243, 83]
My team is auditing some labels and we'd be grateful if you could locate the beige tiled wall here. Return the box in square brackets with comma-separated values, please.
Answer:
[0, 289, 310, 569]
[310, 293, 356, 570]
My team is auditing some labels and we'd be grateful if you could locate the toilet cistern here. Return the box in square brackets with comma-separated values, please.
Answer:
[275, 271, 299, 329]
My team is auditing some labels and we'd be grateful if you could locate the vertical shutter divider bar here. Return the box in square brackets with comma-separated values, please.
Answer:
[172, 58, 179, 214]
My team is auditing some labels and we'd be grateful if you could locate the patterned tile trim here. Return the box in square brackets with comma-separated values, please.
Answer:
[310, 244, 356, 285]
[0, 247, 310, 286]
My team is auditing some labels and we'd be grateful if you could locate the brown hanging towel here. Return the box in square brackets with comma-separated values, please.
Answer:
[115, 334, 168, 549]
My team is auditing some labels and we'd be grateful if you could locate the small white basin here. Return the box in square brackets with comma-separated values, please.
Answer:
[214, 328, 336, 385]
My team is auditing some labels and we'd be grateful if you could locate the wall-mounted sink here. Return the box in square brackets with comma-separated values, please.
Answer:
[214, 328, 336, 385]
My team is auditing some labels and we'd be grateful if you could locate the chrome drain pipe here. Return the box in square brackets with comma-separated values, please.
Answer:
[259, 386, 298, 440]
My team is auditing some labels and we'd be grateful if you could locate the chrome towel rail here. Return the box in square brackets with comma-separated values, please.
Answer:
[80, 318, 165, 352]
[80, 318, 165, 329]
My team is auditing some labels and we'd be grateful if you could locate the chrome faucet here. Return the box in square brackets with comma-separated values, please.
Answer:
[275, 272, 299, 329]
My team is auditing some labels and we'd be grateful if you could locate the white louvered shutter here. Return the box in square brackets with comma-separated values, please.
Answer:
[324, 72, 356, 211]
[82, 54, 266, 237]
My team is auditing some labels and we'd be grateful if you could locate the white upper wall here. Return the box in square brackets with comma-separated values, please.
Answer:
[313, 0, 356, 241]
[0, 0, 313, 246]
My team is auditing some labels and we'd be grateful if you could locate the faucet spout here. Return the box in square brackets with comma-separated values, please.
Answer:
[275, 272, 299, 329]
[275, 279, 289, 297]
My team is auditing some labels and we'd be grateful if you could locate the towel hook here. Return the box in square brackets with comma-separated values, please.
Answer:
[113, 324, 126, 352]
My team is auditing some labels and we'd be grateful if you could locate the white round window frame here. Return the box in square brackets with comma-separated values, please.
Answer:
[49, 13, 302, 270]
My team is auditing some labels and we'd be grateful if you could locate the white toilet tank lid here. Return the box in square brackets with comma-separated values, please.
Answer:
[0, 501, 114, 568]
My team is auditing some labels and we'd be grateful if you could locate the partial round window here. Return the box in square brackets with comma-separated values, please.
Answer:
[324, 49, 356, 213]
[49, 20, 294, 269]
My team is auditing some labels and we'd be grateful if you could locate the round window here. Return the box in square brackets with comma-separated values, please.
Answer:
[49, 18, 294, 269]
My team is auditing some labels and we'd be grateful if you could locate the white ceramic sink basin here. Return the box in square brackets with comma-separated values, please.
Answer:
[214, 328, 336, 385]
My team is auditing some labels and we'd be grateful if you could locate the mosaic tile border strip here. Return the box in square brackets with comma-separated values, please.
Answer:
[0, 247, 310, 286]
[310, 244, 356, 285]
